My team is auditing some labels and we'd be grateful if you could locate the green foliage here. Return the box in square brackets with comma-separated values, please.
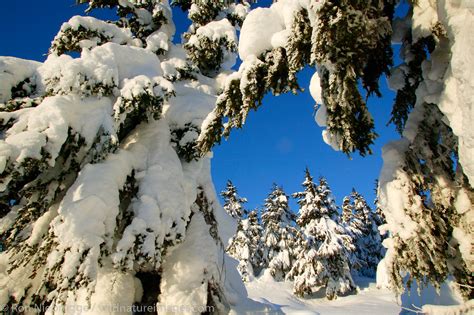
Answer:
[389, 103, 473, 299]
[194, 189, 221, 244]
[170, 123, 201, 162]
[0, 76, 42, 113]
[346, 190, 383, 277]
[188, 2, 223, 27]
[292, 168, 319, 226]
[50, 26, 121, 56]
[62, 0, 170, 55]
[362, 0, 396, 96]
[197, 9, 313, 155]
[184, 36, 237, 76]
[289, 175, 355, 299]
[0, 126, 118, 246]
[44, 72, 117, 97]
[198, 1, 394, 156]
[264, 48, 291, 95]
[171, 0, 192, 12]
[286, 9, 312, 87]
[389, 35, 436, 133]
[195, 77, 241, 153]
[240, 59, 269, 118]
[172, 0, 252, 27]
[163, 64, 197, 82]
[117, 3, 168, 41]
[319, 66, 377, 156]
[1, 97, 42, 113]
[10, 77, 37, 99]
[220, 180, 247, 219]
[115, 92, 164, 142]
[313, 0, 392, 155]
[261, 184, 296, 279]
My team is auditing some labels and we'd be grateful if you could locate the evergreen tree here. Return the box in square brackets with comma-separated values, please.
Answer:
[198, 0, 394, 156]
[340, 193, 363, 271]
[1, 0, 472, 308]
[288, 171, 355, 299]
[350, 190, 383, 277]
[261, 184, 297, 280]
[380, 103, 474, 298]
[372, 179, 387, 242]
[378, 1, 474, 299]
[341, 195, 353, 226]
[191, 0, 472, 299]
[292, 168, 319, 226]
[0, 0, 254, 312]
[226, 210, 263, 281]
[220, 180, 247, 219]
[194, 0, 472, 297]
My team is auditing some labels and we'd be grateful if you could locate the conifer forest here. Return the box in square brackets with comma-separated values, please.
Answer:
[0, 0, 472, 314]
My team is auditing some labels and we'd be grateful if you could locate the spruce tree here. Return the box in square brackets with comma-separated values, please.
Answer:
[197, 0, 393, 156]
[0, 0, 254, 312]
[1, 0, 472, 308]
[373, 180, 387, 242]
[378, 2, 473, 299]
[288, 171, 355, 299]
[194, 0, 474, 297]
[350, 190, 383, 277]
[380, 104, 474, 298]
[260, 184, 297, 281]
[226, 210, 263, 281]
[220, 180, 248, 219]
[340, 193, 363, 271]
[341, 195, 353, 226]
[192, 0, 472, 299]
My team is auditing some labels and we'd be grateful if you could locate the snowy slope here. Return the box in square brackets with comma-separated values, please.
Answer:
[232, 272, 472, 315]
[236, 273, 401, 315]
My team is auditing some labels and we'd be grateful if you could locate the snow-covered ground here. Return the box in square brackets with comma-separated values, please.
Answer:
[240, 272, 401, 314]
[232, 270, 472, 314]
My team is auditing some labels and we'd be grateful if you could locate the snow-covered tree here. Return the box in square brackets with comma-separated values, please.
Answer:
[340, 193, 364, 272]
[226, 210, 263, 281]
[343, 189, 384, 277]
[0, 0, 254, 312]
[197, 0, 393, 156]
[379, 102, 474, 298]
[377, 1, 474, 299]
[288, 172, 355, 299]
[347, 190, 383, 277]
[1, 0, 472, 310]
[260, 184, 297, 280]
[220, 180, 247, 219]
[372, 180, 385, 224]
[193, 0, 473, 300]
[292, 168, 319, 226]
[341, 195, 353, 226]
[372, 180, 387, 244]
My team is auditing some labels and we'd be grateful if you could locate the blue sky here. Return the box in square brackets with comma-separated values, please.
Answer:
[0, 0, 401, 212]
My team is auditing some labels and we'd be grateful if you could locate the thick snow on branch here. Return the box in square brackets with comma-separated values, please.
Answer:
[435, 1, 474, 185]
[0, 57, 41, 103]
[238, 0, 308, 61]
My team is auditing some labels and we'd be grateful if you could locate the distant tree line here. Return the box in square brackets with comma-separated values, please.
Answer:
[222, 169, 386, 300]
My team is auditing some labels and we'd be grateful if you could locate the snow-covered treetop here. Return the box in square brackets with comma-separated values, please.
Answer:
[293, 168, 318, 226]
[262, 184, 294, 227]
[220, 179, 247, 219]
[315, 177, 339, 219]
[341, 195, 353, 225]
[293, 169, 340, 232]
